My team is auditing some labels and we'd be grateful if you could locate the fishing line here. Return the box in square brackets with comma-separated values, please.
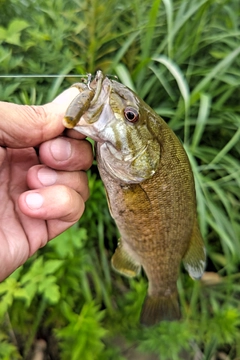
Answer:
[0, 74, 119, 79]
[0, 75, 87, 78]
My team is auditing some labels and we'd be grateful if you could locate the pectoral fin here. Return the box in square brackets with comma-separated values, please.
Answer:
[183, 220, 206, 280]
[111, 242, 141, 278]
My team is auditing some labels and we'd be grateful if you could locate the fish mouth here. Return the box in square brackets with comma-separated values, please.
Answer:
[86, 73, 112, 125]
[67, 71, 113, 141]
[63, 70, 111, 129]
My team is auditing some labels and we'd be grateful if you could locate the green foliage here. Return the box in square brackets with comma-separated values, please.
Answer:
[56, 302, 107, 360]
[0, 19, 29, 46]
[0, 0, 240, 358]
[138, 322, 193, 360]
[0, 332, 21, 360]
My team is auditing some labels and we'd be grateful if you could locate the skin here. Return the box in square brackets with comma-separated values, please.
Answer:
[0, 88, 93, 281]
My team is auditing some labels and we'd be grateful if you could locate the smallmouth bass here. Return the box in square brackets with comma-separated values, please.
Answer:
[63, 71, 206, 326]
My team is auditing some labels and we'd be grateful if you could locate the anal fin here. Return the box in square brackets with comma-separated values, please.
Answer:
[111, 241, 141, 278]
[183, 220, 206, 280]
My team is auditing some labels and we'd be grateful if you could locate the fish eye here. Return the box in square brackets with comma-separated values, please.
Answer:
[124, 107, 139, 123]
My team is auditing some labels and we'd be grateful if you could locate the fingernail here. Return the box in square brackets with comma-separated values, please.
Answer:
[50, 138, 71, 161]
[26, 193, 44, 209]
[38, 168, 57, 186]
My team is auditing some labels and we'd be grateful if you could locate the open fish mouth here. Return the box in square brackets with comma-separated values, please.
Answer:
[86, 71, 105, 109]
[63, 70, 110, 128]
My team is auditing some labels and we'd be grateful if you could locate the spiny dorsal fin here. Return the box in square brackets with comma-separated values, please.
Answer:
[111, 241, 141, 278]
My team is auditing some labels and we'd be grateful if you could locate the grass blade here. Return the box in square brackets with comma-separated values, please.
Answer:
[162, 0, 173, 57]
[191, 93, 211, 151]
[191, 46, 240, 100]
[210, 127, 240, 165]
[153, 55, 190, 109]
[114, 63, 136, 91]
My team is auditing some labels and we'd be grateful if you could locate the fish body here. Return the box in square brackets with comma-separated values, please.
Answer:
[64, 71, 206, 326]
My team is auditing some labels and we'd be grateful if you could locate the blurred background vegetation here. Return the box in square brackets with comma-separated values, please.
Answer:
[0, 0, 240, 359]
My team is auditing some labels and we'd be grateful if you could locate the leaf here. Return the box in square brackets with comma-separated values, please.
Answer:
[43, 259, 64, 275]
[20, 257, 44, 285]
[40, 280, 60, 304]
[0, 27, 7, 41]
[110, 30, 140, 72]
[191, 93, 211, 151]
[192, 46, 240, 98]
[0, 278, 20, 317]
[8, 19, 29, 34]
[45, 63, 75, 102]
[140, 0, 161, 60]
[4, 33, 21, 46]
[162, 0, 173, 57]
[21, 282, 38, 307]
[153, 55, 190, 110]
[210, 127, 240, 165]
[114, 63, 136, 91]
[138, 321, 193, 359]
[0, 337, 20, 359]
[56, 302, 107, 360]
[206, 308, 240, 345]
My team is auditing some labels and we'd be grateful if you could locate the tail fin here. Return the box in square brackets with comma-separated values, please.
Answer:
[140, 292, 180, 326]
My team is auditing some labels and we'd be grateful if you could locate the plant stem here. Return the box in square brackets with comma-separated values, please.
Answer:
[23, 298, 47, 359]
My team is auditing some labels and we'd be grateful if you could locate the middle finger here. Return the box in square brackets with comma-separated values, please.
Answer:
[27, 164, 89, 202]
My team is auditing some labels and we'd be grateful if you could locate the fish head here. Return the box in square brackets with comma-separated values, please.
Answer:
[64, 71, 161, 183]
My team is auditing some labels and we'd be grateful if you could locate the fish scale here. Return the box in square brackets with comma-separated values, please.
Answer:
[63, 70, 206, 326]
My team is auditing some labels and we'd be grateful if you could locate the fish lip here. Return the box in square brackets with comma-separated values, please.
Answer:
[73, 76, 113, 139]
[88, 70, 105, 106]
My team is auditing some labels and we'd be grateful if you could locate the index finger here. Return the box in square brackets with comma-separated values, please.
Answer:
[0, 87, 80, 148]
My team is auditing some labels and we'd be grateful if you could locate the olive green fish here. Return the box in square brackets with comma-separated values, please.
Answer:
[63, 71, 206, 326]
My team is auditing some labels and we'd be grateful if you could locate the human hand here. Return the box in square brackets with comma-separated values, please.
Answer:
[0, 88, 93, 280]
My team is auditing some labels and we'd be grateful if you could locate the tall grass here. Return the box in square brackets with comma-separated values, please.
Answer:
[0, 0, 240, 358]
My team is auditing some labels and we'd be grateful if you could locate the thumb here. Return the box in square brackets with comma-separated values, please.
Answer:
[0, 87, 79, 148]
